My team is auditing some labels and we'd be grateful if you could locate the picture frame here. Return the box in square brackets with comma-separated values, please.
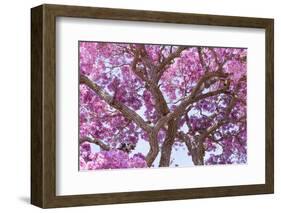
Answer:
[31, 4, 274, 208]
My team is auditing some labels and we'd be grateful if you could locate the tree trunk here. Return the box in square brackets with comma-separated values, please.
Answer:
[159, 119, 178, 167]
[191, 151, 204, 165]
[190, 140, 204, 165]
[146, 132, 159, 167]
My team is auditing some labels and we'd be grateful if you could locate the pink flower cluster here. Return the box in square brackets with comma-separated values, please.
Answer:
[80, 142, 147, 170]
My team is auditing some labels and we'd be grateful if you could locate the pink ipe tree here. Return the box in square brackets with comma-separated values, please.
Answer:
[79, 42, 247, 170]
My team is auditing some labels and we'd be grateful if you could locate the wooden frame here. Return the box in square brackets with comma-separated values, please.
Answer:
[31, 4, 274, 208]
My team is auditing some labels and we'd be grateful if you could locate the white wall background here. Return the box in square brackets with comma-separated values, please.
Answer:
[0, 0, 279, 212]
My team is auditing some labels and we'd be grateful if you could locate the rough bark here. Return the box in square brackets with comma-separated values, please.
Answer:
[146, 132, 159, 167]
[159, 118, 178, 167]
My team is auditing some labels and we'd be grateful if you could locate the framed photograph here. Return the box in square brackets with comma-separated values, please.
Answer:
[31, 4, 274, 208]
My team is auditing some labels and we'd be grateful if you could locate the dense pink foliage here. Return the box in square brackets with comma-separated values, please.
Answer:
[79, 42, 247, 170]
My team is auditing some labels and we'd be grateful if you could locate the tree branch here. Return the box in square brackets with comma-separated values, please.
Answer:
[79, 136, 110, 151]
[80, 75, 152, 133]
[154, 72, 228, 132]
[130, 46, 170, 117]
[177, 131, 192, 151]
[197, 47, 208, 73]
[156, 46, 187, 81]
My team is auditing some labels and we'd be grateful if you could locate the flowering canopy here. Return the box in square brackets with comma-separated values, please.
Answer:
[79, 42, 247, 170]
